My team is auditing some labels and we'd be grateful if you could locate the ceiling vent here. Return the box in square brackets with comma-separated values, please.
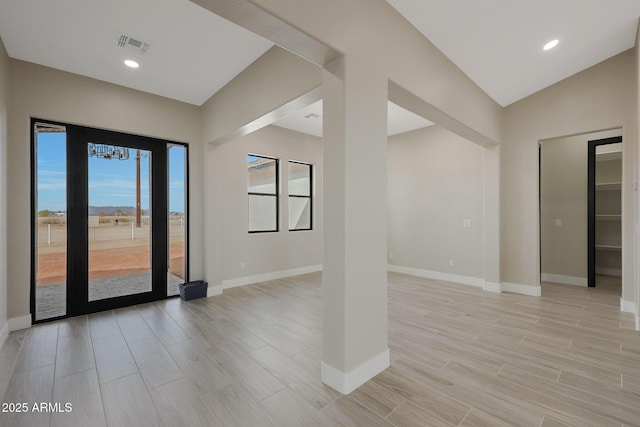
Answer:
[117, 32, 150, 55]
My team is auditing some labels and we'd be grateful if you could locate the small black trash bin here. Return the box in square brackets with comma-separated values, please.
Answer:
[179, 280, 208, 301]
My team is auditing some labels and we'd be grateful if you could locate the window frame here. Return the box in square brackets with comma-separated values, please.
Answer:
[288, 160, 313, 232]
[30, 118, 190, 324]
[247, 154, 279, 233]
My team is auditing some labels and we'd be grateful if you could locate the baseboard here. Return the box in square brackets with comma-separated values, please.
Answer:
[8, 314, 31, 332]
[387, 265, 484, 288]
[221, 264, 323, 290]
[541, 273, 587, 287]
[387, 265, 543, 297]
[483, 282, 502, 293]
[501, 282, 542, 297]
[207, 285, 223, 297]
[0, 321, 8, 350]
[620, 299, 637, 314]
[321, 348, 390, 394]
[595, 267, 622, 277]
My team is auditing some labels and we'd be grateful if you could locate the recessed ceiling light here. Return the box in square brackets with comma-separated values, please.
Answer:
[543, 39, 559, 51]
[124, 59, 139, 68]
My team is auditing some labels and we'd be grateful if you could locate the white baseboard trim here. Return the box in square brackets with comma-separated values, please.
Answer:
[620, 299, 637, 314]
[9, 315, 31, 332]
[541, 273, 587, 287]
[483, 282, 502, 293]
[0, 321, 9, 349]
[321, 348, 390, 394]
[595, 267, 622, 277]
[221, 264, 323, 290]
[387, 265, 484, 288]
[387, 265, 541, 297]
[207, 285, 223, 297]
[501, 282, 542, 297]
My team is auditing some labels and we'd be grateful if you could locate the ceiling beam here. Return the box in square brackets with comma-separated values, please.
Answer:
[389, 81, 499, 147]
[209, 86, 321, 145]
[190, 0, 340, 66]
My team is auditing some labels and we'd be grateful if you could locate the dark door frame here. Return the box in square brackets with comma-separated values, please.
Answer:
[67, 125, 169, 316]
[587, 136, 622, 287]
[31, 119, 190, 322]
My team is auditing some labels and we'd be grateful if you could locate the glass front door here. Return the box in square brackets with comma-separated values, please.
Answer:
[67, 126, 168, 315]
[32, 120, 188, 321]
[87, 145, 153, 301]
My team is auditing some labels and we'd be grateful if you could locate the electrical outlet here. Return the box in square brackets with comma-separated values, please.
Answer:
[448, 259, 454, 267]
[463, 219, 472, 228]
[554, 219, 562, 227]
[389, 252, 394, 259]
[240, 262, 245, 270]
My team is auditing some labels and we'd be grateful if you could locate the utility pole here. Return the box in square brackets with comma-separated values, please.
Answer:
[136, 149, 141, 228]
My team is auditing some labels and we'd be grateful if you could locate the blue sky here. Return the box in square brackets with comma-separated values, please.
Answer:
[37, 132, 185, 213]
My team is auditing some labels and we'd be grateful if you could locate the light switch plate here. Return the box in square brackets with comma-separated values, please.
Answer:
[463, 219, 472, 228]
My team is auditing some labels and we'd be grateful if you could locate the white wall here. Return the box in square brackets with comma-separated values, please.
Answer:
[7, 60, 203, 321]
[0, 38, 9, 339]
[636, 22, 640, 329]
[387, 125, 485, 281]
[540, 129, 622, 284]
[207, 125, 323, 289]
[503, 49, 638, 301]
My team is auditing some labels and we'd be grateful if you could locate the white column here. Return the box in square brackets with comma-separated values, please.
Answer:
[483, 144, 501, 292]
[321, 54, 389, 394]
[203, 143, 224, 296]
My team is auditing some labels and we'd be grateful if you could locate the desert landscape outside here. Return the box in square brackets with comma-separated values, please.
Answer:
[36, 215, 185, 285]
[35, 214, 186, 319]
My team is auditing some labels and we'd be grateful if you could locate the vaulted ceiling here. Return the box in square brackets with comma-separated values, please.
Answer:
[0, 0, 638, 134]
[0, 0, 272, 105]
[387, 0, 640, 106]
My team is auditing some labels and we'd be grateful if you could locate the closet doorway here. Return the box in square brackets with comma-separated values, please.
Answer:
[539, 129, 622, 291]
[587, 137, 622, 287]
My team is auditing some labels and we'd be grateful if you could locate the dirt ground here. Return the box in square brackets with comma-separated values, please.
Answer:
[36, 232, 185, 286]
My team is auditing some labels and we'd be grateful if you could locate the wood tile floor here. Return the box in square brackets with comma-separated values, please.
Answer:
[1, 272, 639, 426]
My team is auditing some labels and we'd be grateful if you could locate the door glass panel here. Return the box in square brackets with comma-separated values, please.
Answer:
[88, 144, 152, 301]
[168, 144, 187, 295]
[35, 125, 67, 321]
